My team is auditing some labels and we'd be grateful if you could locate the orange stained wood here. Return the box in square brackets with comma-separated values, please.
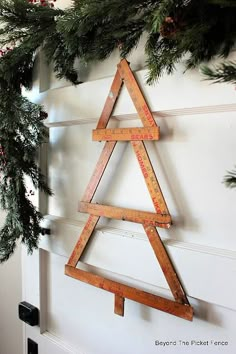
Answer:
[144, 225, 189, 305]
[114, 295, 125, 317]
[117, 59, 156, 127]
[79, 202, 171, 228]
[93, 127, 160, 141]
[131, 140, 170, 216]
[65, 265, 193, 321]
[68, 215, 100, 267]
[97, 70, 123, 129]
[82, 141, 116, 203]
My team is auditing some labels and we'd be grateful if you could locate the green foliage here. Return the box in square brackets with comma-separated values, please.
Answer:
[43, 30, 79, 84]
[58, 0, 236, 83]
[1, 0, 236, 83]
[0, 0, 79, 84]
[0, 90, 52, 262]
[56, 0, 156, 65]
[0, 42, 35, 91]
[0, 0, 62, 45]
[0, 0, 55, 262]
[223, 169, 236, 189]
[146, 0, 236, 82]
[201, 61, 236, 84]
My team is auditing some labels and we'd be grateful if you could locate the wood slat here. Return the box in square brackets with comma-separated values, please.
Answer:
[93, 127, 160, 141]
[117, 59, 157, 128]
[114, 295, 125, 317]
[82, 141, 117, 203]
[96, 70, 123, 129]
[67, 215, 100, 267]
[65, 265, 193, 321]
[144, 225, 189, 305]
[131, 140, 170, 216]
[79, 202, 171, 228]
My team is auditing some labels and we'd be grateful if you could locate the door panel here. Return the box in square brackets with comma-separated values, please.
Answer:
[25, 250, 236, 354]
[47, 115, 236, 249]
[22, 28, 236, 353]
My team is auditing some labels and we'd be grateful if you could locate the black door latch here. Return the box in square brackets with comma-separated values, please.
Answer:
[18, 301, 39, 326]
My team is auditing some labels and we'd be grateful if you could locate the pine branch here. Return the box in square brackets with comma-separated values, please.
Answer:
[2, 0, 236, 84]
[201, 61, 236, 84]
[223, 169, 236, 188]
[0, 176, 43, 262]
[43, 31, 80, 84]
[0, 89, 52, 262]
[0, 0, 62, 51]
[0, 42, 35, 90]
[0, 0, 76, 84]
[0, 0, 63, 29]
[56, 0, 157, 64]
[146, 36, 185, 83]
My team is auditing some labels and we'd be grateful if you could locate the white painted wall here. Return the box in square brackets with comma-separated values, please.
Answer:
[0, 211, 23, 354]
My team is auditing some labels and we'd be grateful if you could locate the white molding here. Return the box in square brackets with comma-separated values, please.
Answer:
[102, 226, 236, 260]
[39, 249, 48, 334]
[37, 248, 83, 354]
[39, 215, 236, 312]
[42, 331, 82, 354]
[45, 103, 236, 128]
[41, 215, 236, 260]
[45, 118, 98, 127]
[24, 53, 236, 128]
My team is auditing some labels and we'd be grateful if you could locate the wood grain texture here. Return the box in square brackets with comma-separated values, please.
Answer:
[131, 140, 170, 216]
[65, 265, 193, 321]
[117, 59, 157, 128]
[114, 295, 125, 317]
[96, 70, 123, 129]
[81, 141, 117, 203]
[79, 202, 171, 228]
[67, 215, 100, 267]
[93, 127, 160, 141]
[144, 225, 189, 305]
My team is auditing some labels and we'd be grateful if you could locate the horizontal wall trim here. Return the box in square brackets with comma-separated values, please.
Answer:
[45, 103, 236, 128]
[42, 331, 79, 354]
[41, 215, 236, 261]
[40, 215, 236, 312]
[103, 227, 236, 260]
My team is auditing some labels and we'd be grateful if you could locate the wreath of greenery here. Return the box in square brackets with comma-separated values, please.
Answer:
[0, 0, 235, 262]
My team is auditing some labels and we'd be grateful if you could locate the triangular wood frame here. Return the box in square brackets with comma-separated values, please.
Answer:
[65, 59, 193, 321]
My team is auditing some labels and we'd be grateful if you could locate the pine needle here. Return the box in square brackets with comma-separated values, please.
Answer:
[223, 169, 236, 189]
[201, 61, 236, 85]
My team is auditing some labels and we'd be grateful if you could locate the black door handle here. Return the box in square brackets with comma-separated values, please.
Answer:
[18, 301, 39, 326]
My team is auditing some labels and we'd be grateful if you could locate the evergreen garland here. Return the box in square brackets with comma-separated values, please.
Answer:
[201, 61, 236, 85]
[0, 0, 236, 261]
[0, 92, 52, 262]
[2, 0, 235, 84]
[0, 0, 56, 262]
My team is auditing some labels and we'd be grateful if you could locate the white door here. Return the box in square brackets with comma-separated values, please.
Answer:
[21, 22, 236, 354]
